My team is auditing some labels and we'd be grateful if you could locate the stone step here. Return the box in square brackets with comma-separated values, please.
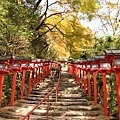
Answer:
[51, 98, 88, 102]
[51, 117, 96, 120]
[8, 102, 97, 112]
[0, 109, 23, 119]
[50, 105, 100, 111]
[32, 109, 100, 117]
[48, 116, 106, 120]
[31, 90, 52, 95]
[25, 95, 86, 102]
[58, 94, 85, 99]
[15, 99, 92, 107]
[54, 101, 92, 106]
[0, 117, 17, 120]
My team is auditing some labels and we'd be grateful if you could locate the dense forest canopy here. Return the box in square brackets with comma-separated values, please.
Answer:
[0, 0, 120, 60]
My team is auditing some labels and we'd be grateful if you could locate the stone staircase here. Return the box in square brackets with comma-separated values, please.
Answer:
[0, 71, 110, 120]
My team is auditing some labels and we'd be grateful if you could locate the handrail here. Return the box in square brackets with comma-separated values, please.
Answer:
[21, 72, 61, 120]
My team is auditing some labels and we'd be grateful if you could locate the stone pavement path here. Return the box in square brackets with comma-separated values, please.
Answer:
[0, 68, 111, 120]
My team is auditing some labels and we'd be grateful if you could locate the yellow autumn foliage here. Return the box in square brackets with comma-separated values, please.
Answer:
[46, 13, 94, 59]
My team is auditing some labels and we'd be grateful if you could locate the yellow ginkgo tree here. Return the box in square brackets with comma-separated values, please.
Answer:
[46, 13, 95, 60]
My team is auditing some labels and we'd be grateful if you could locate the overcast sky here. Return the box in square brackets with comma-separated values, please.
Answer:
[45, 0, 120, 37]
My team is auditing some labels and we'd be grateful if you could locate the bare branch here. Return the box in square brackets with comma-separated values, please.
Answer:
[48, 1, 58, 7]
[39, 1, 59, 20]
[39, 44, 49, 53]
[38, 18, 64, 37]
[46, 22, 64, 36]
[95, 12, 109, 34]
[34, 0, 43, 11]
[36, 11, 65, 31]
[45, 0, 48, 17]
[47, 11, 66, 19]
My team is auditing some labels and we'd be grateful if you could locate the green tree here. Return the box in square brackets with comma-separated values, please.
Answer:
[0, 0, 38, 57]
